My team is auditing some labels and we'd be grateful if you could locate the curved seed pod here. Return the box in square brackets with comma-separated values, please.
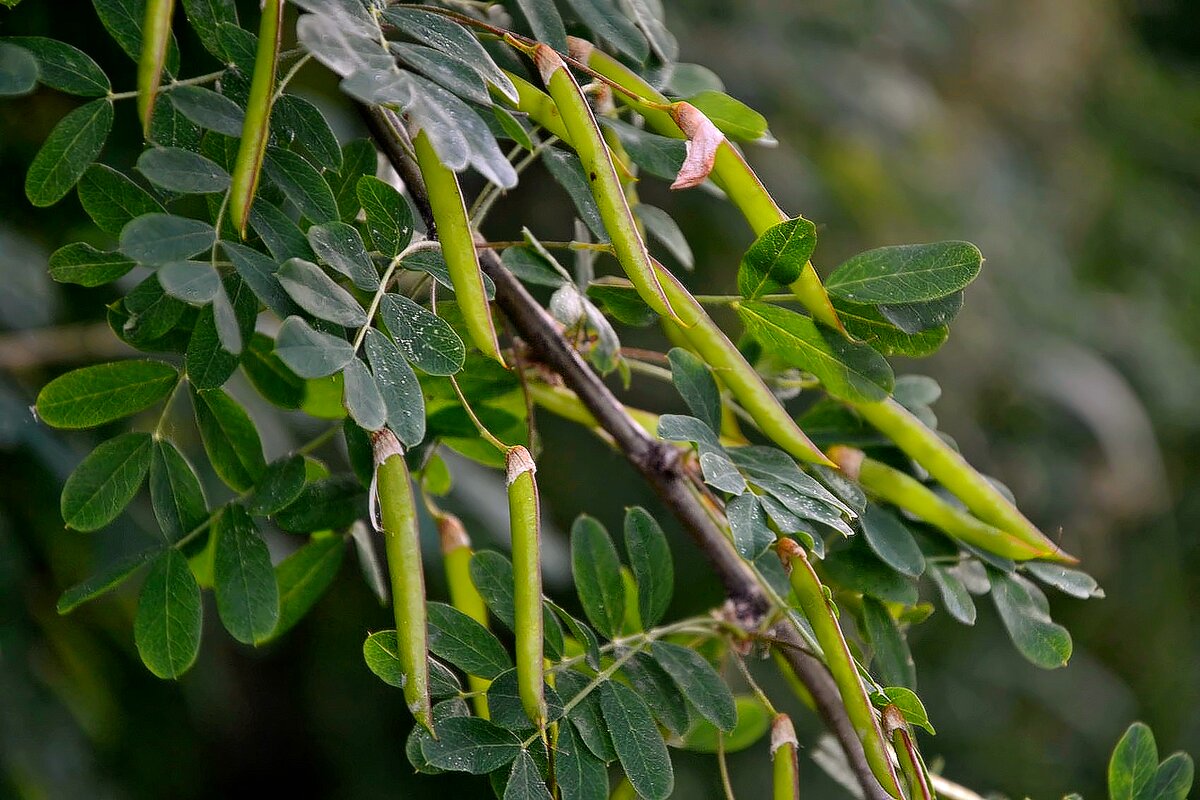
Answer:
[413, 130, 505, 365]
[438, 512, 492, 718]
[371, 429, 432, 733]
[570, 39, 841, 331]
[137, 0, 175, 136]
[506, 445, 546, 728]
[771, 714, 801, 800]
[655, 262, 831, 466]
[882, 706, 936, 800]
[831, 446, 1048, 562]
[533, 44, 674, 321]
[843, 400, 1075, 563]
[228, 0, 284, 237]
[777, 539, 903, 798]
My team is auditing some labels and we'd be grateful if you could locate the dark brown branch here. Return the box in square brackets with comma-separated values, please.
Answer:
[365, 115, 893, 800]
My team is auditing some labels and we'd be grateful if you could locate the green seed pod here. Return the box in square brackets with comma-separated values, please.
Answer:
[413, 129, 505, 365]
[438, 512, 492, 719]
[830, 446, 1048, 562]
[771, 714, 801, 800]
[569, 38, 842, 331]
[777, 538, 903, 798]
[882, 705, 936, 800]
[533, 44, 674, 321]
[137, 0, 175, 136]
[655, 263, 831, 466]
[843, 400, 1075, 563]
[506, 445, 546, 729]
[526, 381, 660, 439]
[228, 0, 284, 237]
[371, 428, 432, 732]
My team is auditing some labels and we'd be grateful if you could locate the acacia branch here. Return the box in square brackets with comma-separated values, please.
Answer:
[362, 105, 893, 800]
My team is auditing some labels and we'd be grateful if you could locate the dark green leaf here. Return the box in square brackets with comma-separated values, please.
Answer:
[667, 347, 721, 433]
[619, 650, 691, 735]
[570, 515, 625, 639]
[513, 0, 567, 52]
[379, 294, 465, 376]
[169, 85, 244, 136]
[650, 640, 736, 731]
[381, 8, 517, 104]
[307, 220, 379, 291]
[586, 277, 656, 326]
[726, 492, 774, 559]
[1148, 753, 1194, 800]
[159, 260, 221, 304]
[556, 723, 608, 800]
[275, 477, 364, 533]
[120, 214, 215, 265]
[737, 217, 817, 299]
[635, 203, 693, 268]
[341, 358, 387, 431]
[213, 505, 279, 644]
[623, 507, 672, 628]
[547, 600, 602, 670]
[77, 164, 164, 236]
[502, 246, 567, 288]
[330, 139, 376, 221]
[180, 0, 238, 59]
[468, 551, 563, 660]
[861, 596, 916, 689]
[686, 90, 768, 141]
[492, 105, 533, 150]
[562, 0, 647, 60]
[57, 548, 161, 614]
[392, 42, 490, 105]
[60, 433, 152, 531]
[242, 332, 306, 409]
[248, 199, 316, 263]
[929, 564, 976, 626]
[278, 258, 367, 326]
[427, 600, 512, 680]
[860, 504, 925, 578]
[356, 175, 414, 257]
[6, 36, 109, 95]
[363, 630, 424, 689]
[599, 680, 673, 800]
[826, 242, 983, 305]
[271, 533, 344, 638]
[185, 275, 258, 390]
[247, 455, 307, 516]
[682, 695, 771, 753]
[94, 0, 180, 73]
[48, 242, 135, 287]
[223, 241, 299, 318]
[275, 93, 342, 171]
[880, 687, 935, 735]
[363, 328, 426, 447]
[0, 41, 38, 97]
[192, 386, 267, 491]
[137, 146, 230, 193]
[1025, 563, 1104, 599]
[134, 549, 201, 679]
[736, 301, 894, 402]
[275, 316, 355, 379]
[422, 717, 522, 774]
[37, 359, 178, 429]
[487, 668, 565, 731]
[1109, 722, 1158, 800]
[263, 147, 338, 223]
[989, 570, 1072, 669]
[833, 299, 948, 358]
[541, 148, 607, 242]
[150, 440, 207, 543]
[822, 545, 918, 605]
[879, 291, 964, 334]
[148, 94, 201, 149]
[556, 670, 615, 762]
[118, 274, 188, 346]
[25, 98, 113, 206]
[503, 750, 552, 800]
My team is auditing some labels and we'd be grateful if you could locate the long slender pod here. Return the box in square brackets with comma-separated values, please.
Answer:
[843, 400, 1075, 562]
[413, 130, 506, 365]
[438, 513, 492, 718]
[771, 714, 801, 800]
[570, 39, 841, 330]
[883, 706, 936, 800]
[137, 0, 174, 136]
[531, 44, 674, 320]
[228, 0, 284, 237]
[830, 446, 1048, 561]
[656, 263, 831, 465]
[371, 429, 432, 733]
[777, 539, 904, 798]
[506, 445, 547, 729]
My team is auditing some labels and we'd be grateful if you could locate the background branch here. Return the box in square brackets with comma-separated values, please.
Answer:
[364, 108, 894, 800]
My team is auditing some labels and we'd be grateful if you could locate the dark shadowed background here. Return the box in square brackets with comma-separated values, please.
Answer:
[1, 1, 1197, 798]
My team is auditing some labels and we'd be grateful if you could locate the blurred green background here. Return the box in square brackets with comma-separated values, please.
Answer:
[1, 1, 1197, 798]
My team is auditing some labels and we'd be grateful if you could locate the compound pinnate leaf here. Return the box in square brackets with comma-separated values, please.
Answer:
[570, 515, 625, 640]
[277, 257, 367, 327]
[149, 440, 208, 543]
[120, 214, 216, 265]
[737, 217, 817, 300]
[192, 386, 267, 491]
[213, 505, 279, 645]
[6, 36, 109, 96]
[25, 98, 113, 206]
[650, 640, 737, 731]
[599, 680, 673, 800]
[61, 432, 153, 531]
[37, 359, 178, 429]
[134, 549, 202, 679]
[623, 507, 672, 628]
[274, 316, 355, 379]
[736, 301, 894, 402]
[826, 242, 982, 305]
[421, 716, 522, 774]
[356, 175, 414, 257]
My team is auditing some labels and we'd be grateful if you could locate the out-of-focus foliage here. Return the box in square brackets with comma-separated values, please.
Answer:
[0, 1, 1196, 799]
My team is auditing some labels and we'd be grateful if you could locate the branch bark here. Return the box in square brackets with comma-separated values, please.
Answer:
[362, 105, 894, 800]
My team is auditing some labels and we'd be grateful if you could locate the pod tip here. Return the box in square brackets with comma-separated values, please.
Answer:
[827, 445, 864, 480]
[770, 714, 798, 757]
[505, 445, 536, 485]
[532, 43, 566, 85]
[437, 513, 471, 554]
[566, 36, 593, 63]
[369, 428, 404, 466]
